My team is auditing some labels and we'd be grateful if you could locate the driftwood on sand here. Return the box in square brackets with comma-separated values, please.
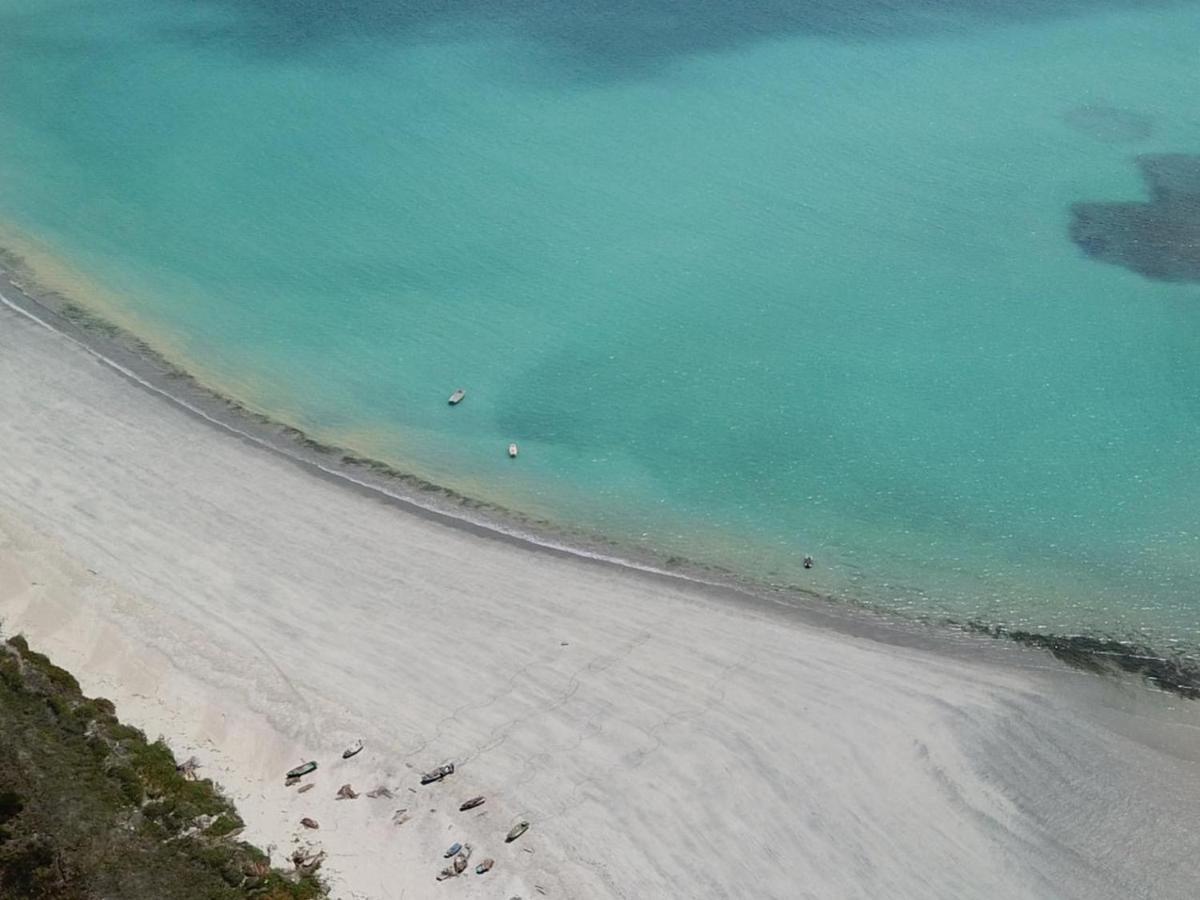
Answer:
[291, 848, 326, 874]
[366, 785, 394, 799]
[297, 783, 315, 794]
[336, 783, 359, 800]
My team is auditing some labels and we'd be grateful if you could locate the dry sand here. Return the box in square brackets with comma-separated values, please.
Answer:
[2, 297, 1200, 899]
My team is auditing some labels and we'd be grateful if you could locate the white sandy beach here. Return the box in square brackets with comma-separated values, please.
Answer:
[3, 298, 1200, 899]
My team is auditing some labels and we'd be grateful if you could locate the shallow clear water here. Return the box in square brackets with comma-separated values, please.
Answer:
[2, 0, 1198, 645]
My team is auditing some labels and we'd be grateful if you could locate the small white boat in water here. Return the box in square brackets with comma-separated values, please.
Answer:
[448, 389, 466, 405]
[507, 443, 519, 458]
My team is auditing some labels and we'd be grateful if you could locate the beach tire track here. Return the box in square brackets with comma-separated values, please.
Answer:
[619, 652, 746, 773]
[458, 622, 664, 773]
[545, 646, 749, 824]
[398, 645, 561, 765]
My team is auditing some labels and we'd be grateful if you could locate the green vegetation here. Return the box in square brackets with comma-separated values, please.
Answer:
[0, 633, 326, 899]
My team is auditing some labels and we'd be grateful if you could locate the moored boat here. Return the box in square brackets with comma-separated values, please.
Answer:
[508, 442, 519, 458]
[448, 389, 466, 405]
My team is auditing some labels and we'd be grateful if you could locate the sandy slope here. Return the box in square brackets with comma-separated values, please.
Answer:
[2, 300, 1200, 899]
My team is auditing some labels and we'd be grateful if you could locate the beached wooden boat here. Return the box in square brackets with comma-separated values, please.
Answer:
[459, 796, 485, 811]
[505, 820, 529, 843]
[475, 859, 494, 875]
[342, 739, 363, 759]
[507, 442, 519, 458]
[420, 762, 455, 785]
[448, 389, 466, 405]
[286, 761, 318, 779]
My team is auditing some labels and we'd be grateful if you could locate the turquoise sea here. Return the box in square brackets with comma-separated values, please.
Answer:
[2, 1, 1198, 649]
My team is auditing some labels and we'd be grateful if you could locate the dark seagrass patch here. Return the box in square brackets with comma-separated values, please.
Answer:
[1070, 154, 1200, 282]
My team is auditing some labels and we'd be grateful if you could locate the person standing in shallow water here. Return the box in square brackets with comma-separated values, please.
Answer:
[803, 556, 814, 569]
